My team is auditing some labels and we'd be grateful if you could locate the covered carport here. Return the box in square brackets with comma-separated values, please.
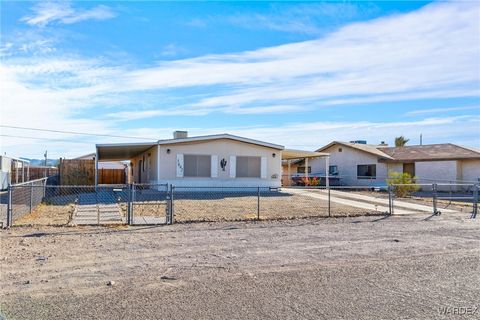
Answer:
[95, 142, 158, 186]
[282, 149, 330, 187]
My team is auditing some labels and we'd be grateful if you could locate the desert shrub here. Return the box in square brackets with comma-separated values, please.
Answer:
[387, 171, 420, 197]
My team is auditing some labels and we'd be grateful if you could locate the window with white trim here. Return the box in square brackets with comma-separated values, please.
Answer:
[236, 156, 261, 178]
[184, 155, 211, 177]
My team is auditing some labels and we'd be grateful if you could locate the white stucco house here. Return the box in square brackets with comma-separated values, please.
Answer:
[297, 141, 480, 187]
[95, 131, 287, 188]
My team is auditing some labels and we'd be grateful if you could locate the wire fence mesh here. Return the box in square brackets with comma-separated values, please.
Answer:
[2, 182, 477, 227]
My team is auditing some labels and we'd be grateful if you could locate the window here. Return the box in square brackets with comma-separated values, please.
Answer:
[297, 166, 311, 174]
[357, 164, 376, 179]
[236, 156, 261, 178]
[338, 148, 343, 152]
[184, 155, 211, 177]
[329, 165, 338, 175]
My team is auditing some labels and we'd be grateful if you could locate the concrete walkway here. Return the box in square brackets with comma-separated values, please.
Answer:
[316, 189, 458, 214]
[132, 216, 166, 225]
[286, 189, 422, 215]
[71, 204, 125, 225]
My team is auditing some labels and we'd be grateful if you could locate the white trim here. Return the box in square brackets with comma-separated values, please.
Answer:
[229, 156, 236, 178]
[211, 155, 218, 178]
[176, 154, 184, 178]
[260, 157, 267, 179]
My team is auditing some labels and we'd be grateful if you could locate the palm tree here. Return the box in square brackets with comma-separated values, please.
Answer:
[395, 136, 409, 147]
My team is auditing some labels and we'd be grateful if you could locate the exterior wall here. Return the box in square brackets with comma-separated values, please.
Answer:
[308, 145, 387, 186]
[414, 161, 459, 184]
[156, 139, 282, 187]
[459, 159, 480, 183]
[130, 146, 159, 184]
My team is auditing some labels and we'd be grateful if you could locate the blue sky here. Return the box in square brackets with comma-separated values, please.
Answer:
[1, 1, 479, 158]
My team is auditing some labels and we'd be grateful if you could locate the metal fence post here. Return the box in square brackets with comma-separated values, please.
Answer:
[127, 184, 132, 225]
[6, 185, 13, 228]
[169, 184, 174, 225]
[29, 184, 33, 213]
[472, 184, 478, 219]
[432, 183, 440, 215]
[328, 186, 331, 217]
[388, 185, 393, 215]
[257, 187, 260, 221]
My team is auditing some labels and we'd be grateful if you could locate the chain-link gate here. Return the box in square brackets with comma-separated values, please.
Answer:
[129, 183, 171, 225]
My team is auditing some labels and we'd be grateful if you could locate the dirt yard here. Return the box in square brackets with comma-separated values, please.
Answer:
[1, 213, 479, 319]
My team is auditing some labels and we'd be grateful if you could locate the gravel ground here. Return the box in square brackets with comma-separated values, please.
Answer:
[1, 212, 479, 319]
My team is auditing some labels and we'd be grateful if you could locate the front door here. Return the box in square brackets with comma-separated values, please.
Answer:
[403, 163, 415, 177]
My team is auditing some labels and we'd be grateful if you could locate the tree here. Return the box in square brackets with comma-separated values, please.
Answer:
[394, 136, 409, 147]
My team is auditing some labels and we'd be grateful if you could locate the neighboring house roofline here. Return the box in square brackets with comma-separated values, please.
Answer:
[378, 143, 480, 161]
[315, 141, 393, 160]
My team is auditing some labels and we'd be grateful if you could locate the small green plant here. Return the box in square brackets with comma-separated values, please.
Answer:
[387, 171, 420, 197]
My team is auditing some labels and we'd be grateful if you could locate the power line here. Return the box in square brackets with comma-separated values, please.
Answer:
[0, 125, 156, 140]
[0, 134, 94, 145]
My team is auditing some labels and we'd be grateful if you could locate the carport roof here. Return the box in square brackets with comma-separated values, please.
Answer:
[282, 149, 329, 160]
[96, 134, 285, 161]
[96, 142, 157, 161]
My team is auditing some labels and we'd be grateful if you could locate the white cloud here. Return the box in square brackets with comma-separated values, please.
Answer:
[405, 105, 480, 116]
[21, 2, 116, 27]
[1, 1, 480, 158]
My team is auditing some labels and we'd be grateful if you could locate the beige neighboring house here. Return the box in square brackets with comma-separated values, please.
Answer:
[95, 131, 285, 188]
[304, 141, 480, 186]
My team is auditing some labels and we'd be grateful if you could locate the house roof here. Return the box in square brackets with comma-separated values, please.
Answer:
[378, 143, 480, 161]
[157, 133, 284, 150]
[316, 141, 394, 160]
[96, 134, 284, 161]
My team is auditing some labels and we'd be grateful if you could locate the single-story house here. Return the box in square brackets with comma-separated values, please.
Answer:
[294, 141, 480, 186]
[96, 131, 289, 188]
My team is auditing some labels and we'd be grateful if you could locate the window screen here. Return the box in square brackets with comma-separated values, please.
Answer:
[357, 164, 376, 179]
[236, 156, 261, 178]
[184, 155, 211, 177]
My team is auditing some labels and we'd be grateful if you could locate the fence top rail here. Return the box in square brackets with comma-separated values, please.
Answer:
[11, 177, 49, 187]
[172, 185, 271, 190]
[286, 185, 387, 190]
[391, 183, 475, 187]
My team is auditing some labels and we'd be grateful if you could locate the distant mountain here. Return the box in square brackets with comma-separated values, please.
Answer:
[19, 158, 59, 166]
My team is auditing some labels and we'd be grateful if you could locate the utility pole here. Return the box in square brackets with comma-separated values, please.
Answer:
[44, 150, 47, 166]
[420, 134, 422, 146]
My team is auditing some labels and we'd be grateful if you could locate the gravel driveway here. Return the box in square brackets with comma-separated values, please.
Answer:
[1, 213, 479, 319]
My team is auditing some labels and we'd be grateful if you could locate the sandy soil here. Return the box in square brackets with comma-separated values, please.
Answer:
[14, 204, 74, 226]
[1, 213, 479, 319]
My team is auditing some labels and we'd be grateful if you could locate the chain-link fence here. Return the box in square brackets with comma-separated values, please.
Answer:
[2, 182, 478, 227]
